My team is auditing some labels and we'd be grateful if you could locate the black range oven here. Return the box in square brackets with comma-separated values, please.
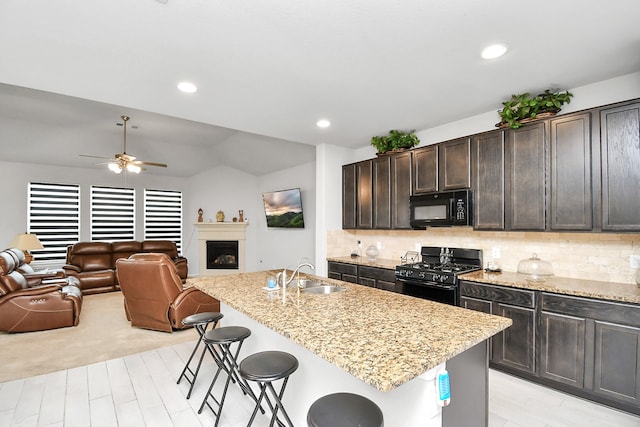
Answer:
[395, 246, 482, 306]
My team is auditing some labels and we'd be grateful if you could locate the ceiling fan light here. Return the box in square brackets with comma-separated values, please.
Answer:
[126, 163, 142, 174]
[108, 162, 122, 173]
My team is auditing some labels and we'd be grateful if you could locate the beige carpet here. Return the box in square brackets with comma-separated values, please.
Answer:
[0, 291, 199, 383]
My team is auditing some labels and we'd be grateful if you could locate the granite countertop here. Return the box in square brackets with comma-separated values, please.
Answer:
[327, 256, 399, 270]
[190, 271, 511, 392]
[461, 270, 640, 305]
[328, 256, 640, 305]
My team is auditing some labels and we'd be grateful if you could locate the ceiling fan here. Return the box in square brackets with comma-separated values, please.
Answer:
[80, 115, 168, 174]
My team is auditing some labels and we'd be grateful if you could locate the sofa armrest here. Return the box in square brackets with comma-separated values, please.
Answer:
[63, 264, 81, 274]
[23, 269, 66, 286]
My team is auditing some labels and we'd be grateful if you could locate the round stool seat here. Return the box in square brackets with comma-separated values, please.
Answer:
[182, 311, 223, 327]
[307, 392, 383, 427]
[204, 326, 251, 345]
[239, 351, 299, 382]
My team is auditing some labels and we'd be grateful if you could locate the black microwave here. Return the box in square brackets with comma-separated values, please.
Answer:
[410, 190, 473, 228]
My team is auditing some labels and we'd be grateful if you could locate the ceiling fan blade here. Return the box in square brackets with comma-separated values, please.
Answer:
[134, 160, 168, 168]
[80, 154, 113, 160]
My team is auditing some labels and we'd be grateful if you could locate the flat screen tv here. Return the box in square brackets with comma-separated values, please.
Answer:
[262, 188, 305, 228]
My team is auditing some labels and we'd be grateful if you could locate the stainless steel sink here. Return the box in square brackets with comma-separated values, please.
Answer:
[301, 284, 346, 294]
[295, 279, 324, 289]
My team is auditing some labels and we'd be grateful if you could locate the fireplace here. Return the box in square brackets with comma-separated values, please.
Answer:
[195, 221, 248, 276]
[206, 240, 239, 270]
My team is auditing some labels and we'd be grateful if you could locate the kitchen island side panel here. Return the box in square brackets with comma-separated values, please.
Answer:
[220, 302, 446, 426]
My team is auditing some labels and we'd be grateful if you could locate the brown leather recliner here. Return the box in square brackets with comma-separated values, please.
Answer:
[115, 253, 219, 332]
[0, 250, 83, 333]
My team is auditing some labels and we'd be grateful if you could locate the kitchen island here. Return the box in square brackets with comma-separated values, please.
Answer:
[190, 271, 511, 426]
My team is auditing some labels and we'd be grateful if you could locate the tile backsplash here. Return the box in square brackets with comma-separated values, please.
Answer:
[326, 228, 640, 285]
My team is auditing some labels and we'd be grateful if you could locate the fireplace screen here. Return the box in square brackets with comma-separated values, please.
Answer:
[206, 240, 239, 269]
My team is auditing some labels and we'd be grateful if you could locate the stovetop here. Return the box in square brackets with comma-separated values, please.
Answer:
[395, 246, 483, 285]
[399, 262, 480, 274]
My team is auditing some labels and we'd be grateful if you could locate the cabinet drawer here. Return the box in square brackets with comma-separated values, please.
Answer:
[460, 281, 535, 308]
[327, 261, 358, 276]
[541, 293, 640, 327]
[358, 265, 395, 282]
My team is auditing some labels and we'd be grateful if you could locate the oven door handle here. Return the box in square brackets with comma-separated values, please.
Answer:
[396, 278, 457, 291]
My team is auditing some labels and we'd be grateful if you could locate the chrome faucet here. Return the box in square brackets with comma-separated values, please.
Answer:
[282, 261, 315, 289]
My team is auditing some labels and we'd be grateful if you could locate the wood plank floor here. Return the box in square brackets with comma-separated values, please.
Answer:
[1, 340, 638, 427]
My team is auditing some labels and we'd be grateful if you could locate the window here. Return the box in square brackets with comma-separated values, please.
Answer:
[144, 189, 183, 254]
[28, 182, 80, 265]
[90, 186, 135, 242]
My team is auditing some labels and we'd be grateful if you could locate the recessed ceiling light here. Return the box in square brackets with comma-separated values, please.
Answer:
[316, 119, 331, 128]
[481, 44, 508, 60]
[177, 81, 197, 93]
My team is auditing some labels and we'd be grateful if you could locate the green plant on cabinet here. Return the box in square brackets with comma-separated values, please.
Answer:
[498, 89, 573, 129]
[370, 129, 420, 154]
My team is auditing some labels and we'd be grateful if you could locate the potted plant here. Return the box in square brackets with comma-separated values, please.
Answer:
[497, 89, 573, 129]
[371, 129, 420, 155]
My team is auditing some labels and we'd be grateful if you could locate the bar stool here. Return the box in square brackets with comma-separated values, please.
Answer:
[198, 326, 259, 427]
[176, 312, 224, 398]
[307, 392, 384, 427]
[239, 350, 299, 427]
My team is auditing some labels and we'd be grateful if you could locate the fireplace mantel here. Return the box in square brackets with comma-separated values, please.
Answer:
[194, 221, 248, 276]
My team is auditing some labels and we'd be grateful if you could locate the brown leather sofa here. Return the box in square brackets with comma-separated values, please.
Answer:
[63, 240, 188, 294]
[116, 253, 219, 332]
[0, 249, 83, 333]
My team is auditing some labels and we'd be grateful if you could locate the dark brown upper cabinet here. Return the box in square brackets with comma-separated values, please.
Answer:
[343, 97, 640, 234]
[342, 163, 357, 229]
[356, 160, 373, 228]
[472, 130, 506, 230]
[439, 137, 471, 191]
[506, 123, 547, 231]
[600, 101, 640, 231]
[549, 112, 594, 231]
[412, 144, 438, 194]
[342, 152, 412, 230]
[412, 137, 471, 195]
[373, 156, 391, 229]
[390, 151, 412, 229]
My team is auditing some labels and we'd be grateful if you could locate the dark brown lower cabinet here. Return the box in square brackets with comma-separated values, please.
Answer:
[327, 261, 358, 283]
[462, 280, 640, 415]
[327, 261, 400, 293]
[493, 304, 536, 374]
[358, 265, 397, 291]
[460, 281, 536, 375]
[593, 321, 640, 405]
[539, 311, 586, 388]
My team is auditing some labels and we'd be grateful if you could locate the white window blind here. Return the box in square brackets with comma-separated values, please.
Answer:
[90, 185, 135, 242]
[144, 189, 183, 254]
[27, 182, 80, 265]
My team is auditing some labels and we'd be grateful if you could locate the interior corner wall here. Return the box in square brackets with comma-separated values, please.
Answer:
[255, 161, 316, 272]
[184, 165, 260, 275]
[0, 160, 188, 251]
[314, 144, 364, 276]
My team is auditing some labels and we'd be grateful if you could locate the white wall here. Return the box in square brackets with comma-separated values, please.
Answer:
[184, 165, 259, 274]
[414, 71, 640, 147]
[255, 161, 316, 271]
[0, 160, 187, 248]
[184, 161, 317, 274]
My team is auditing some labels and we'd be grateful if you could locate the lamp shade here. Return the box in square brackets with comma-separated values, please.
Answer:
[9, 233, 44, 251]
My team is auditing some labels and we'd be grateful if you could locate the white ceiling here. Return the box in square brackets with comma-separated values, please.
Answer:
[1, 0, 639, 177]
